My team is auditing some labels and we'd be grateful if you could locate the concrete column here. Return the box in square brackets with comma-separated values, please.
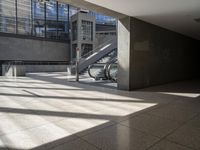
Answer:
[117, 16, 132, 90]
[118, 17, 200, 90]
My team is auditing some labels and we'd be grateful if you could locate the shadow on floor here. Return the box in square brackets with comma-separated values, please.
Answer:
[0, 74, 200, 150]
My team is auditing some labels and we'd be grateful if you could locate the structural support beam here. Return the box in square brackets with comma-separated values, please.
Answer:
[117, 16, 132, 90]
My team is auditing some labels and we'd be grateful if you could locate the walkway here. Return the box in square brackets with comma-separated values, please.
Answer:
[0, 73, 199, 150]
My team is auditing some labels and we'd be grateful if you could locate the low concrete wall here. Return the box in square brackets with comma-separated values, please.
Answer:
[0, 36, 69, 61]
[2, 64, 68, 77]
[2, 65, 25, 76]
[25, 65, 67, 73]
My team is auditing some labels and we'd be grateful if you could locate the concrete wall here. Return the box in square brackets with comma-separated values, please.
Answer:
[0, 36, 69, 61]
[118, 17, 200, 90]
[2, 64, 68, 77]
[25, 65, 68, 73]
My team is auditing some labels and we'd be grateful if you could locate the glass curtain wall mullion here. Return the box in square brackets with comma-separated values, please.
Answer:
[17, 0, 32, 35]
[0, 0, 73, 41]
[44, 2, 46, 38]
[0, 0, 17, 33]
[31, 0, 33, 35]
[58, 3, 70, 40]
[15, 0, 18, 34]
[56, 1, 58, 39]
[32, 0, 45, 37]
[67, 4, 70, 37]
[46, 0, 57, 39]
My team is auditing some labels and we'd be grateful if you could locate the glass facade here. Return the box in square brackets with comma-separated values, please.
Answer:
[81, 20, 93, 41]
[58, 3, 69, 40]
[0, 0, 116, 42]
[0, 0, 16, 33]
[32, 0, 45, 37]
[46, 1, 57, 39]
[17, 0, 32, 35]
[90, 12, 116, 25]
[0, 0, 70, 41]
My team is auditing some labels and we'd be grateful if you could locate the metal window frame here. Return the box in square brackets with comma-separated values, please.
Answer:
[15, 0, 18, 34]
[0, 0, 71, 42]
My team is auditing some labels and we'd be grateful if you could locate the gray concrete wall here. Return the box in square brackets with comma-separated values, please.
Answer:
[129, 18, 200, 89]
[25, 65, 68, 73]
[0, 36, 69, 61]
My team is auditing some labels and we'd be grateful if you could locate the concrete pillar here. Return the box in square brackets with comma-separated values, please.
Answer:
[118, 17, 200, 91]
[117, 16, 132, 90]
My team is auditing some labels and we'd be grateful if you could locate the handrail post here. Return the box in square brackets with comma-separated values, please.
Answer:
[75, 60, 79, 81]
[76, 47, 80, 82]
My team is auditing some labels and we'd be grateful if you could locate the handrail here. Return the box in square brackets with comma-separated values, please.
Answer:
[88, 57, 118, 81]
[88, 63, 107, 80]
[80, 37, 116, 61]
[71, 37, 116, 64]
[105, 57, 116, 79]
[107, 60, 118, 82]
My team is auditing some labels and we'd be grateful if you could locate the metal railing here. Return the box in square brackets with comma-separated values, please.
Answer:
[71, 37, 116, 64]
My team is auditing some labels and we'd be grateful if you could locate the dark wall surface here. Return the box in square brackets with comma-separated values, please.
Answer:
[0, 36, 69, 62]
[129, 18, 200, 89]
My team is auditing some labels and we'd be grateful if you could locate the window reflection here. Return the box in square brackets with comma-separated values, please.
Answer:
[17, 0, 32, 35]
[58, 3, 69, 40]
[46, 1, 57, 39]
[33, 0, 45, 37]
[0, 0, 16, 33]
[0, 0, 116, 42]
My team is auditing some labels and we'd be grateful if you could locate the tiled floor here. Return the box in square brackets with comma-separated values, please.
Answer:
[0, 73, 199, 150]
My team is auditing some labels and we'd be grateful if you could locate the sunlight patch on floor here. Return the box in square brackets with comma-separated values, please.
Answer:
[160, 92, 200, 98]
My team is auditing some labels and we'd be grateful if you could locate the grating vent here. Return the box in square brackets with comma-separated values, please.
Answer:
[194, 18, 200, 23]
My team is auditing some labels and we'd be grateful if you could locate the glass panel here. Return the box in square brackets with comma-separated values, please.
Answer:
[0, 0, 79, 42]
[0, 0, 16, 33]
[90, 12, 116, 25]
[72, 21, 77, 41]
[17, 0, 32, 35]
[46, 0, 57, 39]
[69, 5, 78, 17]
[58, 3, 69, 40]
[96, 14, 116, 25]
[32, 0, 45, 37]
[81, 44, 93, 56]
[81, 20, 93, 41]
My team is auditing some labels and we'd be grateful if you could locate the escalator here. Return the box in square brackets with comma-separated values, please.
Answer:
[106, 58, 118, 82]
[88, 57, 118, 82]
[71, 37, 117, 74]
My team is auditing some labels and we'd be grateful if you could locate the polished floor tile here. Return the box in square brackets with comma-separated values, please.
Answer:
[0, 114, 49, 136]
[1, 123, 78, 150]
[82, 124, 159, 150]
[185, 114, 200, 129]
[167, 125, 200, 150]
[148, 104, 198, 123]
[0, 74, 199, 150]
[55, 118, 114, 137]
[120, 114, 181, 138]
[148, 140, 193, 150]
[49, 138, 99, 150]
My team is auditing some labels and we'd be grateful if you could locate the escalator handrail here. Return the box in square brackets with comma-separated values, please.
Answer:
[88, 57, 117, 80]
[88, 63, 107, 80]
[104, 57, 117, 79]
[107, 63, 118, 82]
